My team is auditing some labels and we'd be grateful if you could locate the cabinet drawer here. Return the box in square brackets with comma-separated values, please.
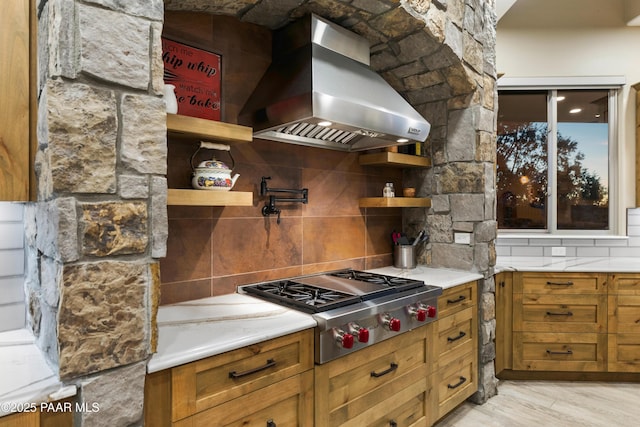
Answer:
[609, 274, 640, 294]
[171, 329, 313, 421]
[608, 333, 640, 372]
[438, 282, 476, 318]
[514, 294, 607, 333]
[174, 370, 314, 427]
[608, 295, 640, 334]
[314, 327, 428, 426]
[434, 306, 475, 368]
[513, 332, 606, 372]
[435, 351, 476, 420]
[327, 368, 429, 427]
[516, 273, 606, 294]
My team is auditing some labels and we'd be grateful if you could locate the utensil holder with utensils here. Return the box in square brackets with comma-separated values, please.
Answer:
[393, 245, 416, 269]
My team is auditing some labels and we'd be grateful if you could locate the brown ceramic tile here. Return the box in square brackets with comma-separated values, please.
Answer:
[302, 168, 365, 217]
[301, 259, 366, 275]
[160, 279, 212, 305]
[168, 205, 214, 219]
[212, 217, 303, 276]
[167, 140, 201, 189]
[160, 218, 212, 283]
[212, 266, 305, 295]
[365, 254, 394, 270]
[302, 148, 363, 173]
[302, 216, 365, 264]
[365, 215, 403, 256]
[234, 139, 307, 169]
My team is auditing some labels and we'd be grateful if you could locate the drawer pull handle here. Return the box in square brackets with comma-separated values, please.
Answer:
[546, 311, 573, 316]
[371, 362, 398, 378]
[229, 359, 276, 379]
[546, 349, 573, 355]
[266, 420, 276, 427]
[447, 331, 467, 342]
[389, 421, 398, 427]
[546, 281, 574, 286]
[447, 295, 466, 305]
[447, 376, 467, 389]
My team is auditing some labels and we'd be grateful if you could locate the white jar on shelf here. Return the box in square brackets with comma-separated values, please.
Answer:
[164, 84, 178, 114]
[383, 182, 395, 198]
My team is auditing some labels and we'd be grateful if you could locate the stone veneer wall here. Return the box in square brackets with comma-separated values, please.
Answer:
[25, 0, 166, 425]
[24, 1, 497, 425]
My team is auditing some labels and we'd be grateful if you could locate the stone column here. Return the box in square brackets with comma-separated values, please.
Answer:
[25, 1, 166, 425]
[401, 0, 499, 403]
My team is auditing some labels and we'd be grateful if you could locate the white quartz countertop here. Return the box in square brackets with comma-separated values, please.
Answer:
[0, 329, 76, 418]
[149, 267, 482, 373]
[148, 293, 317, 373]
[368, 265, 484, 289]
[496, 256, 640, 272]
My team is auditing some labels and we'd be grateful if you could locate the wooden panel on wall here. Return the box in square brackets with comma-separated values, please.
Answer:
[0, 0, 31, 201]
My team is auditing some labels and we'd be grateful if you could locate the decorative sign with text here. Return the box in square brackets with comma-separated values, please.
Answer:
[162, 38, 221, 121]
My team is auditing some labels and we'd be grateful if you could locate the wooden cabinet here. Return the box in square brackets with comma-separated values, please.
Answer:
[166, 114, 253, 207]
[0, 0, 34, 201]
[501, 271, 640, 376]
[495, 272, 513, 374]
[357, 152, 432, 208]
[512, 272, 607, 372]
[144, 329, 314, 426]
[0, 411, 37, 427]
[608, 273, 640, 372]
[314, 327, 431, 427]
[430, 281, 478, 423]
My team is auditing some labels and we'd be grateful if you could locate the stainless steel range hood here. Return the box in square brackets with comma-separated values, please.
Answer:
[239, 14, 430, 152]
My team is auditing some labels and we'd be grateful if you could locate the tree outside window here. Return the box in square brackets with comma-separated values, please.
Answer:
[497, 90, 609, 232]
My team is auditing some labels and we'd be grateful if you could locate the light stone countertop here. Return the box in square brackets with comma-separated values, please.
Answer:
[368, 265, 484, 289]
[496, 256, 640, 273]
[148, 293, 317, 373]
[0, 329, 76, 418]
[149, 266, 483, 374]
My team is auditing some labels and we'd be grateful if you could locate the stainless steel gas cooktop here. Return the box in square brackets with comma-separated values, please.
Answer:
[240, 269, 442, 363]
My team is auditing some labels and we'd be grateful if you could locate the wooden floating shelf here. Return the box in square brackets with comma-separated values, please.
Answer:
[167, 189, 253, 206]
[166, 114, 253, 144]
[358, 197, 431, 208]
[359, 152, 431, 168]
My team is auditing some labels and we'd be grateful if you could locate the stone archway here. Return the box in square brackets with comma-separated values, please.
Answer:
[164, 0, 499, 403]
[28, 1, 497, 425]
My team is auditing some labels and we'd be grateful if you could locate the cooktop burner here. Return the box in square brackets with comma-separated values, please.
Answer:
[245, 280, 361, 313]
[241, 269, 427, 313]
[329, 270, 422, 288]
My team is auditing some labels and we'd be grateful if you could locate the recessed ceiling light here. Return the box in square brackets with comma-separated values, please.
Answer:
[318, 121, 332, 127]
[397, 138, 409, 143]
[569, 108, 582, 114]
[557, 96, 566, 101]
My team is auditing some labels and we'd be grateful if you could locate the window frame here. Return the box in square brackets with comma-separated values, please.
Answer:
[497, 76, 624, 236]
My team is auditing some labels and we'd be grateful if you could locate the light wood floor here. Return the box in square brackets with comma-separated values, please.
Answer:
[434, 380, 640, 427]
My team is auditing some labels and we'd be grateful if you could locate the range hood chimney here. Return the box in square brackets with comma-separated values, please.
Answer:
[239, 14, 431, 152]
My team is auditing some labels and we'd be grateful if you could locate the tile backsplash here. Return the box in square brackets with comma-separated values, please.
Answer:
[160, 139, 404, 305]
[0, 202, 25, 332]
[496, 208, 640, 257]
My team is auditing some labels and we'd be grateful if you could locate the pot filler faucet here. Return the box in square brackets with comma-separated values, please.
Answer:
[260, 176, 308, 224]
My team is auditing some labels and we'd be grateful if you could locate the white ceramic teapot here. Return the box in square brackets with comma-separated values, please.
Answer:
[190, 142, 240, 191]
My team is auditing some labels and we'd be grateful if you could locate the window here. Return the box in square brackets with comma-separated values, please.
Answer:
[497, 86, 616, 234]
